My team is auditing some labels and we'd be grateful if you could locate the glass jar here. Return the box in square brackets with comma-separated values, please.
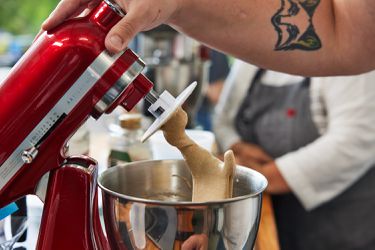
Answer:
[108, 113, 153, 167]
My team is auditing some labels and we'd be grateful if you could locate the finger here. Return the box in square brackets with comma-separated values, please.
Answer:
[243, 147, 272, 163]
[182, 234, 208, 250]
[181, 237, 199, 250]
[42, 0, 91, 31]
[105, 6, 149, 53]
[231, 142, 273, 162]
[87, 0, 102, 9]
[235, 157, 247, 166]
[249, 160, 262, 169]
[229, 141, 244, 153]
[70, 5, 92, 18]
[235, 156, 254, 167]
[75, 0, 101, 17]
[33, 29, 45, 43]
[71, 0, 101, 19]
[235, 156, 261, 169]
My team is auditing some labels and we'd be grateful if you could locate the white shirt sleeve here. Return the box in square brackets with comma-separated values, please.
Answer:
[276, 71, 375, 210]
[213, 60, 258, 151]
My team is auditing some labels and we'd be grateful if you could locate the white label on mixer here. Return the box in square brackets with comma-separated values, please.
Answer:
[0, 50, 125, 191]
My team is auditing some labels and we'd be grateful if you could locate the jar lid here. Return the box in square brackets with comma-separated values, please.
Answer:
[119, 113, 142, 130]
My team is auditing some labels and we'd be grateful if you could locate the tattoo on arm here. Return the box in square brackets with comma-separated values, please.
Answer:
[272, 0, 321, 51]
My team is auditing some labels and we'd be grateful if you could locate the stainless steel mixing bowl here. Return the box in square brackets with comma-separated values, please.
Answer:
[98, 160, 267, 249]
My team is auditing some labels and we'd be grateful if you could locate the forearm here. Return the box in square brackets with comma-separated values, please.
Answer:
[170, 0, 374, 76]
[43, 0, 375, 75]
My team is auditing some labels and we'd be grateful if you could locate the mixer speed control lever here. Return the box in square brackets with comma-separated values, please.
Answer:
[22, 146, 39, 164]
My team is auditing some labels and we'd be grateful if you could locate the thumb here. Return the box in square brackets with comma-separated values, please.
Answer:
[105, 9, 144, 53]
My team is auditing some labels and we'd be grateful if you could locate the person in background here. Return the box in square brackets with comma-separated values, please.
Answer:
[214, 60, 375, 250]
[196, 50, 229, 130]
[42, 0, 375, 76]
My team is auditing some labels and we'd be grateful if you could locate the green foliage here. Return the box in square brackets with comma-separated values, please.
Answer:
[0, 0, 60, 35]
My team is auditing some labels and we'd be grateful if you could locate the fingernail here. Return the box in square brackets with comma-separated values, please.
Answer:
[109, 35, 123, 51]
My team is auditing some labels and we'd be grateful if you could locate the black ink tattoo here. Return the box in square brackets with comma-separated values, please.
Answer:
[272, 0, 321, 51]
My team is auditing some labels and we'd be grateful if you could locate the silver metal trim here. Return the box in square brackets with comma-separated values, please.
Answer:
[93, 58, 145, 114]
[35, 172, 50, 203]
[0, 50, 124, 191]
[63, 163, 95, 175]
[104, 0, 125, 17]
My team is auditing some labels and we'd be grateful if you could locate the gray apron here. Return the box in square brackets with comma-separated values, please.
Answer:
[235, 69, 375, 250]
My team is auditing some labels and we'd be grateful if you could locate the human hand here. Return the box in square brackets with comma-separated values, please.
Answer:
[230, 141, 272, 166]
[182, 234, 208, 250]
[229, 142, 289, 193]
[42, 0, 181, 53]
[258, 161, 290, 194]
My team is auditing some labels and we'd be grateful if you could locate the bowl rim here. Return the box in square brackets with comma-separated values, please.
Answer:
[98, 159, 268, 206]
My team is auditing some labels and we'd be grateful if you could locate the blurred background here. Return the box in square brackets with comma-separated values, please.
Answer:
[0, 0, 59, 67]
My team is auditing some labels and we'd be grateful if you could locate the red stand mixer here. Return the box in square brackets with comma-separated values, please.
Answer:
[0, 1, 196, 249]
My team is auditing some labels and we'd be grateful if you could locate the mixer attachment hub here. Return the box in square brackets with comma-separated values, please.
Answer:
[142, 81, 197, 142]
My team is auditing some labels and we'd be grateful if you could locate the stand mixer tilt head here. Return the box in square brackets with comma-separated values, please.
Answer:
[0, 1, 196, 249]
